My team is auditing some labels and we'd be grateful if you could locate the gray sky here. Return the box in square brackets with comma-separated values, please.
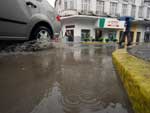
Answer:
[47, 0, 55, 7]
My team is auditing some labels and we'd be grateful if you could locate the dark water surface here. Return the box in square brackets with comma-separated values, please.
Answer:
[0, 44, 133, 113]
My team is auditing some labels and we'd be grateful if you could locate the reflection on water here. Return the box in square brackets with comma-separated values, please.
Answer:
[29, 44, 131, 113]
[0, 44, 132, 113]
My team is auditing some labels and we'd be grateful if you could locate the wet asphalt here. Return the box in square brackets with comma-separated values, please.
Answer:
[0, 42, 133, 113]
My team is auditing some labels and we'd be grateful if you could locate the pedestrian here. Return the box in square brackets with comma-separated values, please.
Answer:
[119, 17, 132, 47]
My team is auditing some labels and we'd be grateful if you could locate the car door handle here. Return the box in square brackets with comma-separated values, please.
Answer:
[26, 1, 37, 8]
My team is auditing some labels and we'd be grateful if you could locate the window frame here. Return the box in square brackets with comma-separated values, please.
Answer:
[110, 2, 118, 16]
[96, 0, 104, 16]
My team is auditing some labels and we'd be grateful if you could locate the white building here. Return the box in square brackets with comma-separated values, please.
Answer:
[55, 0, 150, 43]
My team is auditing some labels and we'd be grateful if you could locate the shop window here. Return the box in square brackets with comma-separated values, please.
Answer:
[108, 32, 117, 41]
[81, 29, 90, 41]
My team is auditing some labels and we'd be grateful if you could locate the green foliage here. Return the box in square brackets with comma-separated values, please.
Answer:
[98, 38, 103, 42]
[105, 38, 110, 42]
[112, 38, 118, 42]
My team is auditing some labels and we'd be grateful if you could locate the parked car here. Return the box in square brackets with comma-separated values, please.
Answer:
[0, 0, 61, 41]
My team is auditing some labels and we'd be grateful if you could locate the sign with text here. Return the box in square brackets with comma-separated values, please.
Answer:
[99, 18, 125, 29]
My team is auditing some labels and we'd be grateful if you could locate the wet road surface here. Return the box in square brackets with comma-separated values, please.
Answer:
[0, 43, 133, 113]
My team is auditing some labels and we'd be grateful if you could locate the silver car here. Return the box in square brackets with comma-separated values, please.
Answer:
[0, 0, 61, 41]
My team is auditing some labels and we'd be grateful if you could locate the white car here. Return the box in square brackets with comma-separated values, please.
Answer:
[0, 0, 61, 41]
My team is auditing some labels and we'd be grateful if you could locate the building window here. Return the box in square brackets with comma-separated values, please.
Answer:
[122, 4, 128, 16]
[131, 0, 135, 4]
[81, 0, 90, 13]
[138, 6, 143, 18]
[110, 2, 117, 16]
[70, 0, 74, 9]
[64, 0, 68, 10]
[96, 0, 104, 16]
[123, 0, 129, 2]
[131, 5, 136, 17]
[147, 8, 150, 18]
[64, 0, 74, 10]
[59, 0, 61, 5]
[81, 29, 90, 41]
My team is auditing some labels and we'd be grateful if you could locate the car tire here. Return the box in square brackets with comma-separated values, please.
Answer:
[31, 26, 52, 41]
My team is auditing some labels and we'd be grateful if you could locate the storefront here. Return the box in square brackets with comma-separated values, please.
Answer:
[117, 20, 150, 43]
[60, 15, 98, 43]
[60, 16, 127, 42]
[96, 18, 125, 42]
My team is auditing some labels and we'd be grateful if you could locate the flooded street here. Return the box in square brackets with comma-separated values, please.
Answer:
[0, 43, 133, 113]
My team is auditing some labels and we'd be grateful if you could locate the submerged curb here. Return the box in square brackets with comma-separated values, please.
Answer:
[81, 42, 114, 45]
[112, 49, 150, 113]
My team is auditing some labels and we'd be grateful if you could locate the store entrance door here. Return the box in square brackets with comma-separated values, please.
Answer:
[66, 30, 74, 42]
[95, 29, 102, 41]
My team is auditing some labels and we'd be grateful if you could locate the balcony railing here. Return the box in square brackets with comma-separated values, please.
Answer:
[60, 9, 78, 16]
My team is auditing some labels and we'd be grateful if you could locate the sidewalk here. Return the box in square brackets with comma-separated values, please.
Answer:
[128, 43, 150, 61]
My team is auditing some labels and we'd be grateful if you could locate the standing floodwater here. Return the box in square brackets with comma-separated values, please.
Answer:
[0, 44, 133, 113]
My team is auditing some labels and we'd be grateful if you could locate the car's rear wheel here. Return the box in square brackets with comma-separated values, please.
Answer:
[32, 26, 52, 41]
[28, 26, 53, 50]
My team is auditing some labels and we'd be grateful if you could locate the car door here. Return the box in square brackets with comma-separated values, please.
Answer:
[0, 0, 33, 39]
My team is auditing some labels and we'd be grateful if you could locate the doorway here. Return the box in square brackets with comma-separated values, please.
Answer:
[81, 29, 91, 41]
[66, 30, 74, 42]
[95, 29, 102, 41]
[136, 32, 141, 43]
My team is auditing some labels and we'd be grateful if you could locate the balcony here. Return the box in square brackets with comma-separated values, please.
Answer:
[60, 9, 78, 16]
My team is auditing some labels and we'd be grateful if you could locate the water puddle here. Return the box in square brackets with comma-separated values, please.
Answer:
[30, 82, 128, 113]
[0, 44, 133, 113]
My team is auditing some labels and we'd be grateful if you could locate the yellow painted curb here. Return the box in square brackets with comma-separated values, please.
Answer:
[112, 49, 150, 113]
[81, 42, 113, 45]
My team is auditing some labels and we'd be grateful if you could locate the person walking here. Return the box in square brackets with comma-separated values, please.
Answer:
[119, 17, 132, 47]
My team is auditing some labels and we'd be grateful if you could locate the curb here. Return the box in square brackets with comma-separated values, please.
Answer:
[112, 49, 150, 113]
[81, 42, 115, 45]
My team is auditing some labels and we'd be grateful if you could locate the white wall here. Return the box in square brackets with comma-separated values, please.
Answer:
[137, 25, 146, 42]
[61, 19, 96, 42]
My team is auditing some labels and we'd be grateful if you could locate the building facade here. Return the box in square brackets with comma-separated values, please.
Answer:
[55, 0, 150, 43]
